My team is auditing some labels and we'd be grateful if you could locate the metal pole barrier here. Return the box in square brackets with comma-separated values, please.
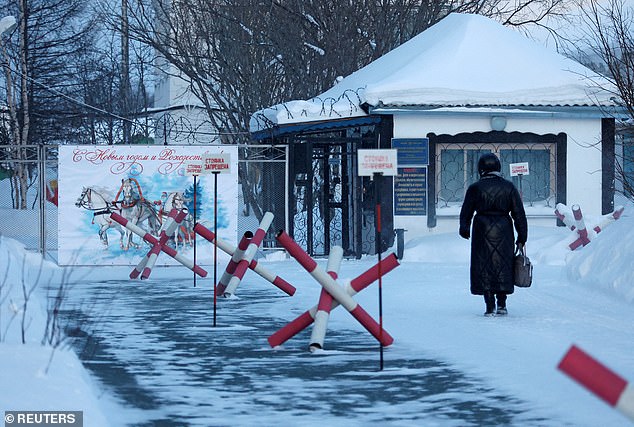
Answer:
[276, 230, 393, 346]
[213, 171, 219, 327]
[267, 253, 399, 347]
[193, 174, 197, 288]
[559, 345, 634, 421]
[373, 172, 384, 370]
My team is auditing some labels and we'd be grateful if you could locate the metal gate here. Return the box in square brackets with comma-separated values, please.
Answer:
[289, 138, 382, 258]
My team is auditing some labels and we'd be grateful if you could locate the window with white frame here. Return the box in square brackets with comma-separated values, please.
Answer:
[436, 144, 556, 207]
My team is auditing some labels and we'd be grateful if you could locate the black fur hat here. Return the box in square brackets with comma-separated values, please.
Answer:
[478, 153, 501, 177]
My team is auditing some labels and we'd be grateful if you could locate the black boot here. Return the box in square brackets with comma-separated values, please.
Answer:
[484, 292, 496, 316]
[496, 293, 508, 315]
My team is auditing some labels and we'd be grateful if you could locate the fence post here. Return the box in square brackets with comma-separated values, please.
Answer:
[38, 144, 46, 255]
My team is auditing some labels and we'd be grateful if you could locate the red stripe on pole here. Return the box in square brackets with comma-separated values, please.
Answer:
[350, 305, 394, 346]
[268, 311, 315, 347]
[110, 212, 128, 226]
[272, 276, 296, 296]
[217, 233, 252, 295]
[316, 271, 337, 312]
[193, 265, 208, 277]
[195, 223, 294, 294]
[558, 345, 628, 406]
[252, 228, 267, 243]
[276, 231, 318, 271]
[350, 253, 400, 292]
[317, 289, 334, 312]
[193, 222, 215, 241]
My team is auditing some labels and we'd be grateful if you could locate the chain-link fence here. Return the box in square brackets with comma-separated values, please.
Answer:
[0, 144, 58, 257]
[236, 145, 287, 249]
[0, 144, 288, 263]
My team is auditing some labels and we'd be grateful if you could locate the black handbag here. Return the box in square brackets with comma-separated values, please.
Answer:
[514, 245, 533, 287]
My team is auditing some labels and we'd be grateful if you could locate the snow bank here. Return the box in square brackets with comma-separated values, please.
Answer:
[0, 235, 111, 426]
[567, 212, 634, 303]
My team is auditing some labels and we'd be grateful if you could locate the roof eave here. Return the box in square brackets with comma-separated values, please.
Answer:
[368, 104, 629, 119]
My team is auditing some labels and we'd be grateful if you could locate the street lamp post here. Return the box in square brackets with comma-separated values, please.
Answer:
[0, 16, 16, 37]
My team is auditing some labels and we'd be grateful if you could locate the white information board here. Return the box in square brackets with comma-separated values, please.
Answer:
[510, 162, 530, 176]
[358, 149, 398, 176]
[202, 153, 232, 174]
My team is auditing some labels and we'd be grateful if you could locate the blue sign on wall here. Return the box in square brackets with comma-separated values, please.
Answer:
[392, 138, 429, 166]
[394, 167, 427, 216]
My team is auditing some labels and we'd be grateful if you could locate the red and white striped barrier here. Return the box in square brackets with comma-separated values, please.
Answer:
[223, 212, 274, 297]
[569, 204, 591, 250]
[131, 209, 184, 279]
[268, 253, 400, 348]
[555, 203, 576, 230]
[556, 204, 625, 251]
[558, 345, 634, 421]
[110, 210, 207, 279]
[593, 206, 625, 234]
[216, 232, 252, 296]
[194, 222, 296, 296]
[308, 246, 343, 351]
[276, 230, 394, 347]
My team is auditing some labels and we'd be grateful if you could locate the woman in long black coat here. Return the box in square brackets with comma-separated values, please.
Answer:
[459, 153, 528, 316]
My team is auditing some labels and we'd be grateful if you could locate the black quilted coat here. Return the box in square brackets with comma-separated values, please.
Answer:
[459, 173, 528, 295]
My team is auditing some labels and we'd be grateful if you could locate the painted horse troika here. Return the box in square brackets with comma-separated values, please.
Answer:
[113, 178, 161, 250]
[75, 186, 125, 248]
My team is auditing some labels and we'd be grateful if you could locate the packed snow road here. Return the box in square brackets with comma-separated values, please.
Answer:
[59, 264, 549, 427]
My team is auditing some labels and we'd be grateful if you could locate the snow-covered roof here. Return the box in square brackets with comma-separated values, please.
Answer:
[250, 13, 618, 133]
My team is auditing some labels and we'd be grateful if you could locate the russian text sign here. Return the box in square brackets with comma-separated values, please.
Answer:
[392, 138, 429, 166]
[185, 160, 203, 176]
[358, 149, 398, 176]
[510, 162, 530, 176]
[394, 167, 427, 216]
[202, 153, 232, 174]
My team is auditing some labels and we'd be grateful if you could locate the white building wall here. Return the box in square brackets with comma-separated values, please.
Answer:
[391, 112, 604, 238]
[153, 63, 219, 144]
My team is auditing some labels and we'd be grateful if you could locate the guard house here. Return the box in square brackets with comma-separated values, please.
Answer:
[250, 13, 623, 256]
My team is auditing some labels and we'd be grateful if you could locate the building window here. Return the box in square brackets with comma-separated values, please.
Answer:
[500, 149, 551, 203]
[436, 144, 555, 208]
[439, 148, 490, 203]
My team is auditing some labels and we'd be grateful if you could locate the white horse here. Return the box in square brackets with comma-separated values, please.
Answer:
[159, 191, 194, 249]
[113, 178, 160, 250]
[75, 187, 125, 249]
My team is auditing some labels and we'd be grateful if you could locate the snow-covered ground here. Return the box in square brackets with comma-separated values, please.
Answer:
[1, 200, 634, 426]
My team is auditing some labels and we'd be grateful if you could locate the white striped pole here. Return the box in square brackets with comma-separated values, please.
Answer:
[126, 210, 180, 279]
[223, 212, 274, 296]
[555, 203, 576, 230]
[593, 206, 625, 234]
[140, 211, 185, 279]
[268, 253, 399, 348]
[308, 246, 343, 351]
[110, 211, 207, 278]
[194, 222, 296, 295]
[216, 232, 252, 296]
[276, 231, 393, 347]
[569, 204, 591, 250]
[559, 345, 634, 421]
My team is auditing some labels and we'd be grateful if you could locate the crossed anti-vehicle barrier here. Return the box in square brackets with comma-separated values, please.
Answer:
[110, 210, 399, 349]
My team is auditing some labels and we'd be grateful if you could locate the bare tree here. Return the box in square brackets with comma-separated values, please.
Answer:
[0, 0, 97, 208]
[100, 0, 572, 218]
[575, 0, 634, 198]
